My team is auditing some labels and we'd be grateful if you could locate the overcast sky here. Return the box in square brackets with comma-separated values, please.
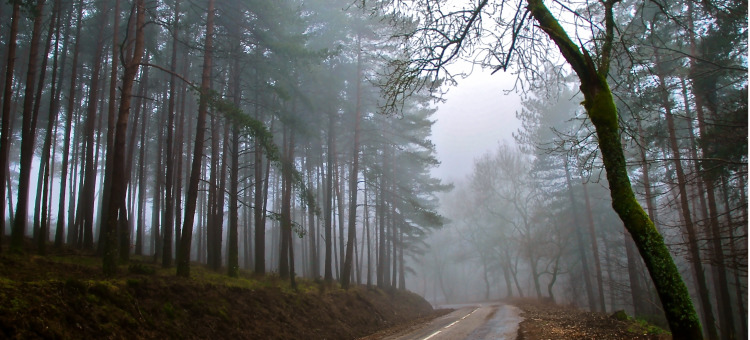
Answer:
[431, 64, 522, 183]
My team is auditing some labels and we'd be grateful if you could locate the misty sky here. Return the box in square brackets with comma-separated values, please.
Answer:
[431, 64, 522, 182]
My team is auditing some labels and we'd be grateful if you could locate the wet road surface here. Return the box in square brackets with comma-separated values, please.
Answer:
[383, 302, 522, 340]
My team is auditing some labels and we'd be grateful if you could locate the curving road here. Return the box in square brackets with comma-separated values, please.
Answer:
[383, 302, 522, 340]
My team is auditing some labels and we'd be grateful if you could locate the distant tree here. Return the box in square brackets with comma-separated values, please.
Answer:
[515, 79, 603, 311]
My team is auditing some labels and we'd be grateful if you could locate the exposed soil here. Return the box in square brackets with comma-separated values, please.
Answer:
[509, 298, 672, 340]
[0, 249, 435, 339]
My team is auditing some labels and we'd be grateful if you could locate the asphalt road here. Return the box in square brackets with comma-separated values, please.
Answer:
[383, 302, 522, 340]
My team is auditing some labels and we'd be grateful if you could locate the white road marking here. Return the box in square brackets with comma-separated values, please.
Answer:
[444, 320, 460, 329]
[423, 330, 442, 340]
[421, 308, 478, 340]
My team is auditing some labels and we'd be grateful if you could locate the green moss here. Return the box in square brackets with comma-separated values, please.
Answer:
[128, 263, 156, 275]
[162, 302, 176, 319]
[611, 310, 629, 321]
[51, 255, 101, 267]
[86, 293, 100, 303]
[9, 297, 28, 312]
[627, 318, 670, 336]
[64, 278, 87, 293]
[126, 278, 142, 288]
[89, 280, 120, 298]
[0, 276, 15, 289]
[215, 305, 229, 321]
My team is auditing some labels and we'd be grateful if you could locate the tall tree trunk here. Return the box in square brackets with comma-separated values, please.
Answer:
[174, 56, 189, 254]
[161, 0, 180, 269]
[527, 240, 542, 298]
[603, 236, 616, 310]
[398, 229, 405, 290]
[227, 50, 241, 278]
[501, 257, 513, 298]
[583, 181, 606, 312]
[102, 0, 145, 275]
[377, 150, 387, 288]
[564, 158, 597, 311]
[655, 49, 717, 339]
[335, 162, 345, 279]
[77, 1, 109, 250]
[631, 117, 659, 318]
[253, 135, 265, 274]
[508, 248, 524, 297]
[323, 112, 335, 284]
[56, 0, 84, 249]
[678, 64, 736, 338]
[279, 124, 296, 280]
[213, 121, 229, 270]
[636, 118, 659, 225]
[390, 201, 397, 288]
[37, 0, 63, 254]
[197, 163, 207, 263]
[341, 35, 363, 289]
[134, 108, 147, 256]
[624, 230, 645, 316]
[122, 52, 149, 260]
[683, 10, 737, 335]
[99, 0, 121, 256]
[228, 126, 240, 277]
[245, 183, 253, 269]
[0, 0, 21, 252]
[696, 120, 735, 340]
[206, 111, 219, 269]
[11, 0, 47, 251]
[364, 168, 372, 288]
[177, 0, 215, 277]
[151, 112, 164, 261]
[260, 121, 273, 266]
[68, 107, 83, 245]
[306, 147, 318, 279]
[722, 175, 747, 339]
[32, 0, 59, 249]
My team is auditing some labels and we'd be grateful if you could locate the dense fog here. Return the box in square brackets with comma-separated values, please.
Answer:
[0, 0, 745, 338]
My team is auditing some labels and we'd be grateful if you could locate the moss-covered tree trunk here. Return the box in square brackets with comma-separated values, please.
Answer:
[526, 0, 703, 338]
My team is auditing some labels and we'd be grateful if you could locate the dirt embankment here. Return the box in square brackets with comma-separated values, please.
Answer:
[509, 298, 671, 340]
[0, 253, 435, 339]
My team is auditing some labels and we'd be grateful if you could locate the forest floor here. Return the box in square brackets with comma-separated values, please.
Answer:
[0, 243, 436, 339]
[509, 298, 672, 339]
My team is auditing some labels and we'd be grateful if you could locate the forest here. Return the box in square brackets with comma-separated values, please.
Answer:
[0, 0, 746, 339]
